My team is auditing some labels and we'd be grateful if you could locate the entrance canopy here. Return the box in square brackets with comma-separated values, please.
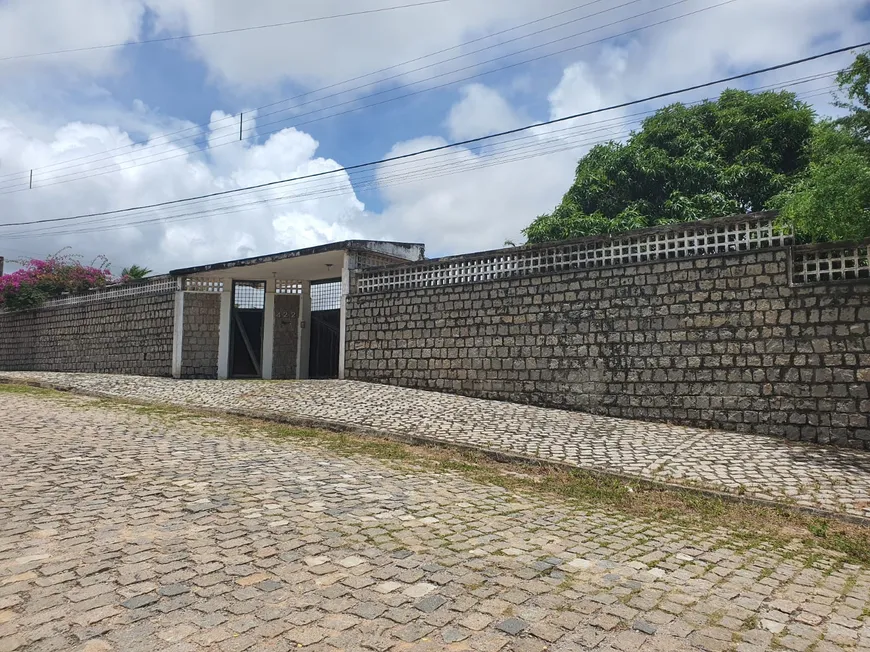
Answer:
[170, 240, 424, 282]
[168, 239, 424, 381]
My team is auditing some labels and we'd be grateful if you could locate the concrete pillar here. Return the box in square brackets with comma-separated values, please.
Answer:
[171, 278, 185, 379]
[338, 253, 352, 380]
[261, 279, 275, 380]
[297, 281, 311, 380]
[217, 282, 233, 380]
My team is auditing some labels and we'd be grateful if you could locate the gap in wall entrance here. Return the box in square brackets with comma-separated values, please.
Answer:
[230, 281, 265, 379]
[309, 279, 341, 379]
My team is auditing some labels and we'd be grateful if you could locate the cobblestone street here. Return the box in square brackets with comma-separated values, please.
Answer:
[1, 387, 870, 651]
[1, 372, 869, 521]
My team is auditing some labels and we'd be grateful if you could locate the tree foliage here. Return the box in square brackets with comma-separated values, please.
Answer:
[525, 50, 870, 245]
[772, 123, 870, 242]
[773, 50, 870, 242]
[834, 50, 870, 143]
[524, 89, 815, 243]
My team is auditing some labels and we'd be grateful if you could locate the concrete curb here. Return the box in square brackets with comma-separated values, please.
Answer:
[2, 376, 868, 528]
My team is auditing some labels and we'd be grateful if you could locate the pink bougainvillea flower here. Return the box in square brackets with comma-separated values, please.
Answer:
[0, 254, 119, 310]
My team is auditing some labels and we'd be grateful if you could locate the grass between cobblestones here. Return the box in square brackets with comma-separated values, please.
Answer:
[261, 425, 870, 566]
[4, 381, 870, 568]
[0, 383, 71, 397]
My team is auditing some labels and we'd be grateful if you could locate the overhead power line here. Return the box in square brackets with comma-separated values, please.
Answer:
[6, 72, 838, 237]
[1, 41, 862, 230]
[0, 0, 663, 187]
[0, 0, 732, 192]
[1, 81, 839, 242]
[11, 120, 637, 235]
[5, 84, 838, 241]
[0, 0, 614, 183]
[3, 76, 837, 240]
[8, 131, 635, 239]
[0, 0, 456, 62]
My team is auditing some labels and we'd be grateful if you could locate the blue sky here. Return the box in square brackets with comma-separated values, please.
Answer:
[0, 0, 868, 272]
[96, 9, 568, 215]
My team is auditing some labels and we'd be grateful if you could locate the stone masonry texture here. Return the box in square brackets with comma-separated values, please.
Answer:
[180, 292, 221, 379]
[272, 294, 300, 380]
[346, 248, 870, 450]
[0, 293, 174, 376]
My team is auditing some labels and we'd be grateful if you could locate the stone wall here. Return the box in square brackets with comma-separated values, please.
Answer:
[0, 293, 175, 376]
[346, 247, 870, 449]
[272, 294, 300, 380]
[181, 292, 221, 379]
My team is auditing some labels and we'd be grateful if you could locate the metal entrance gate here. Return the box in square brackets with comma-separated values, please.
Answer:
[230, 281, 265, 378]
[309, 279, 341, 379]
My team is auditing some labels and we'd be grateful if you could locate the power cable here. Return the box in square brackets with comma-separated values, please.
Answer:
[13, 80, 838, 240]
[4, 131, 638, 239]
[2, 84, 838, 242]
[0, 0, 456, 62]
[4, 94, 832, 242]
[0, 70, 843, 235]
[0, 0, 740, 194]
[14, 75, 838, 237]
[3, 114, 652, 237]
[4, 39, 862, 231]
[0, 0, 685, 190]
[0, 0, 613, 182]
[0, 44, 856, 229]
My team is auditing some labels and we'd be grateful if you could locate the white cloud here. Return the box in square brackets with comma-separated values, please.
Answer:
[544, 0, 866, 112]
[446, 84, 525, 141]
[367, 0, 868, 256]
[548, 48, 629, 120]
[1, 0, 865, 102]
[0, 0, 866, 271]
[121, 0, 870, 99]
[143, 0, 582, 90]
[0, 111, 366, 273]
[371, 46, 643, 255]
[372, 87, 587, 255]
[0, 0, 583, 92]
[273, 212, 361, 250]
[0, 0, 146, 77]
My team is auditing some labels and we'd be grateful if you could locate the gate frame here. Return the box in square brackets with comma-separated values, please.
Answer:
[228, 279, 267, 379]
[308, 277, 342, 379]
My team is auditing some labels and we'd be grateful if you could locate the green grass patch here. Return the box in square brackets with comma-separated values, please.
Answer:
[0, 382, 66, 397]
[268, 425, 414, 461]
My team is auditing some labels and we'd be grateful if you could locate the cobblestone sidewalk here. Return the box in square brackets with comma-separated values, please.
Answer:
[1, 390, 869, 651]
[1, 372, 870, 521]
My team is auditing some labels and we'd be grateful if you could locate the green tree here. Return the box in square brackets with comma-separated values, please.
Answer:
[773, 50, 870, 242]
[772, 124, 870, 243]
[834, 50, 870, 142]
[524, 89, 816, 243]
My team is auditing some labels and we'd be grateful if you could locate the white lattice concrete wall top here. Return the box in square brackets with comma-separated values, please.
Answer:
[791, 240, 870, 285]
[184, 278, 224, 293]
[183, 279, 305, 294]
[31, 276, 177, 309]
[354, 212, 792, 294]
